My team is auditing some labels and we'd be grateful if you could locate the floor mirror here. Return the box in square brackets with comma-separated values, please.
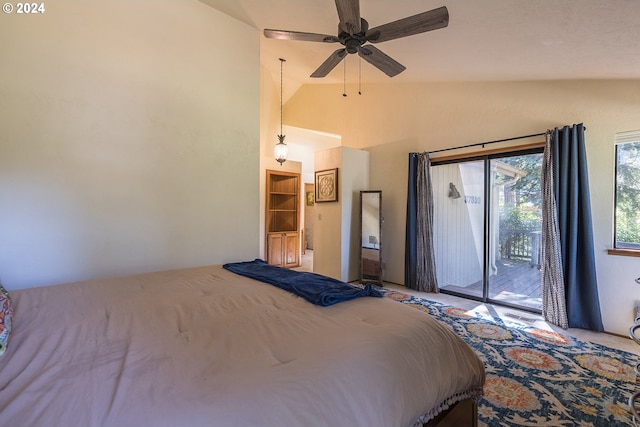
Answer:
[360, 191, 383, 285]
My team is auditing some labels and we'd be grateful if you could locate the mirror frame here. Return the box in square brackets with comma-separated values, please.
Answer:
[359, 190, 383, 286]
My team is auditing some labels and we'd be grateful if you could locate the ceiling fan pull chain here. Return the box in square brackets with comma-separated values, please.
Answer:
[343, 57, 347, 97]
[358, 55, 362, 95]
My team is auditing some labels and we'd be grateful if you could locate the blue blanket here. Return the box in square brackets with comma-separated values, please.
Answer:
[223, 259, 382, 306]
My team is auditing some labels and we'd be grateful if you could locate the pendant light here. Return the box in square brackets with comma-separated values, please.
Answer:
[274, 58, 288, 165]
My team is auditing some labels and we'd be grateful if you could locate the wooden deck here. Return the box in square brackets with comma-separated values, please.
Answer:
[439, 258, 542, 311]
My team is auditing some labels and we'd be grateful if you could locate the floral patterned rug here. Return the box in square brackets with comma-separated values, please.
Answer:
[382, 290, 638, 426]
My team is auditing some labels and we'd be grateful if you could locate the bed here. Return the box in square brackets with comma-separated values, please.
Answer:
[0, 263, 485, 427]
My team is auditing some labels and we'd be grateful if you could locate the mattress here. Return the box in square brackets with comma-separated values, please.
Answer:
[0, 265, 484, 427]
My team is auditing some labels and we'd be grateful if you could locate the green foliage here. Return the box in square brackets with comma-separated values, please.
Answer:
[616, 142, 640, 246]
[497, 152, 543, 232]
[499, 152, 544, 208]
[500, 207, 541, 231]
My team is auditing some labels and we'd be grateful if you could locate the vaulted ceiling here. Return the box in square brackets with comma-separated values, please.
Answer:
[200, 0, 640, 94]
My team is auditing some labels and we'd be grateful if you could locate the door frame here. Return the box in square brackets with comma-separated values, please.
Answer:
[431, 147, 544, 314]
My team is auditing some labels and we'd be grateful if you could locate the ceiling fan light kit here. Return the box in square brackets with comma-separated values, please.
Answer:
[264, 0, 449, 79]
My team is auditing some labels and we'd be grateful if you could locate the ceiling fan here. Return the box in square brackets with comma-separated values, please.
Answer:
[263, 0, 449, 78]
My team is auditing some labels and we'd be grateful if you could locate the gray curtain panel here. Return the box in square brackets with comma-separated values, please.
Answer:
[541, 131, 568, 329]
[407, 152, 439, 293]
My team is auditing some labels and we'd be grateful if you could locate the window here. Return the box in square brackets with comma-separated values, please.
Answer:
[614, 130, 640, 250]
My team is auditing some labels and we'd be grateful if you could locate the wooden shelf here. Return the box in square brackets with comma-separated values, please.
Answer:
[266, 169, 300, 267]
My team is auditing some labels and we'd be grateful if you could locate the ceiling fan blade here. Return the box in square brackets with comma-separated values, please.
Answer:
[264, 29, 340, 43]
[366, 6, 449, 43]
[335, 0, 360, 34]
[311, 49, 348, 78]
[358, 45, 406, 77]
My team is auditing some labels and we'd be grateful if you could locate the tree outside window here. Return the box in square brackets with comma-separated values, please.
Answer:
[615, 141, 640, 249]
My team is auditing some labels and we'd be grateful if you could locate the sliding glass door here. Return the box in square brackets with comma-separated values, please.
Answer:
[431, 159, 486, 299]
[431, 150, 543, 312]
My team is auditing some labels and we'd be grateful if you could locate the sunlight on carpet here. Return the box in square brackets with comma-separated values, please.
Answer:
[382, 290, 638, 427]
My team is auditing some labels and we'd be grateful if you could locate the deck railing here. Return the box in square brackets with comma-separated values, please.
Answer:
[501, 229, 541, 268]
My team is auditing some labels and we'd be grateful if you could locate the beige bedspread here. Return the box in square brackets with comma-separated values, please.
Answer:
[0, 265, 484, 427]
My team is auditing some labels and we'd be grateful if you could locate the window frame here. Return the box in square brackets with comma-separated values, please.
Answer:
[609, 130, 640, 257]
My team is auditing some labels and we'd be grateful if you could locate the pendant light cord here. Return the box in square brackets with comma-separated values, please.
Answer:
[279, 58, 285, 135]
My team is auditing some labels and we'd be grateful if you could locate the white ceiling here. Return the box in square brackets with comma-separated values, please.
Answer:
[200, 0, 640, 94]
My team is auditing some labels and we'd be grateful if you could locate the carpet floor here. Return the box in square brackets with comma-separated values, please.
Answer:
[382, 289, 638, 426]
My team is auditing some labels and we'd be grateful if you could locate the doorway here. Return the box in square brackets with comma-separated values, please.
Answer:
[297, 182, 315, 272]
[431, 149, 543, 312]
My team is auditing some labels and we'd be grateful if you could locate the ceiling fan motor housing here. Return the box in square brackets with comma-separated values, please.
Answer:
[340, 18, 368, 54]
[344, 38, 361, 54]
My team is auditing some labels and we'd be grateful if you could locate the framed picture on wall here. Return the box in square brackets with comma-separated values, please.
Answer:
[306, 191, 315, 206]
[315, 168, 338, 203]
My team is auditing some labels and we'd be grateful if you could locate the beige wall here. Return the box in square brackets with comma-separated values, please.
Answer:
[311, 147, 369, 282]
[313, 148, 344, 279]
[0, 0, 261, 288]
[341, 148, 370, 282]
[286, 79, 640, 336]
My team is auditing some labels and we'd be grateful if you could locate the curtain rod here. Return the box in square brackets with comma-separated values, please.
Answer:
[427, 132, 547, 155]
